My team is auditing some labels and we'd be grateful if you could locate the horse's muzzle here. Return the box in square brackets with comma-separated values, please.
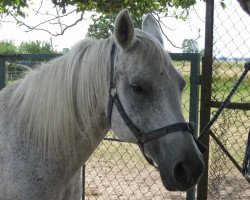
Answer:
[159, 155, 204, 191]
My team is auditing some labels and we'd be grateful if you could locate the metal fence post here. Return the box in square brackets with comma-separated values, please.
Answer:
[169, 53, 201, 200]
[0, 56, 6, 90]
[186, 53, 201, 200]
[82, 165, 85, 200]
[189, 53, 200, 127]
[197, 0, 214, 199]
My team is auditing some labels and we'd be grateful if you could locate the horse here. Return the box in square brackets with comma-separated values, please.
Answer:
[0, 9, 204, 200]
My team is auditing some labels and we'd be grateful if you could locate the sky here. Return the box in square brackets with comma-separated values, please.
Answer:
[0, 1, 206, 53]
[0, 1, 249, 58]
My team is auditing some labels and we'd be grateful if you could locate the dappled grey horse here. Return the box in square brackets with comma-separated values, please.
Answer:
[0, 9, 204, 200]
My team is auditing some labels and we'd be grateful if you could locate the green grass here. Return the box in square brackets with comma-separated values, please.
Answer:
[212, 77, 249, 102]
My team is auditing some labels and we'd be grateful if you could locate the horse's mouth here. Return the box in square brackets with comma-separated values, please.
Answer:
[158, 166, 201, 191]
[159, 171, 192, 191]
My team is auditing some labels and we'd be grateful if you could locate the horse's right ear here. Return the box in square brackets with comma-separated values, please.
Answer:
[114, 9, 135, 50]
[142, 14, 163, 45]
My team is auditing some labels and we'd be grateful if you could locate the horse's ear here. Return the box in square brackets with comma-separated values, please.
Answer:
[142, 14, 164, 45]
[114, 9, 135, 50]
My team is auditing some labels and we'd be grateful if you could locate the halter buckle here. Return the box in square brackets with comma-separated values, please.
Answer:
[109, 86, 117, 97]
[139, 133, 148, 143]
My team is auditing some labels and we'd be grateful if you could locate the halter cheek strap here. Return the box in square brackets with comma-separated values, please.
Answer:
[107, 43, 206, 168]
[107, 44, 142, 139]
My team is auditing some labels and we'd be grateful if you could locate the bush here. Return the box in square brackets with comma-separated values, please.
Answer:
[0, 40, 18, 53]
[18, 40, 56, 54]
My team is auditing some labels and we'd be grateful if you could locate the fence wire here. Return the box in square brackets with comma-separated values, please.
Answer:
[208, 0, 250, 199]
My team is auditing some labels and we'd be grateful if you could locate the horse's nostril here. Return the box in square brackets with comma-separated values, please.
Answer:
[173, 162, 192, 187]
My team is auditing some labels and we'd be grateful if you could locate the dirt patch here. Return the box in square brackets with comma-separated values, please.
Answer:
[84, 141, 250, 199]
[84, 142, 186, 200]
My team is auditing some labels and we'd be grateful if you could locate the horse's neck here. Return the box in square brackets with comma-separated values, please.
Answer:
[4, 40, 111, 169]
[0, 40, 113, 196]
[71, 125, 109, 169]
[64, 39, 112, 168]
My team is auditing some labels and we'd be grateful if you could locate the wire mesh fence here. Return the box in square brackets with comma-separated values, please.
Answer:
[207, 0, 250, 199]
[5, 61, 33, 82]
[85, 140, 186, 200]
[0, 54, 61, 85]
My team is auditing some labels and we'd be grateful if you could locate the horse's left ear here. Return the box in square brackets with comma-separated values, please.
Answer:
[114, 9, 135, 50]
[142, 14, 164, 45]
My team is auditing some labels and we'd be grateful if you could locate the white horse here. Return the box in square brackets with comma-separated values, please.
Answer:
[0, 10, 204, 200]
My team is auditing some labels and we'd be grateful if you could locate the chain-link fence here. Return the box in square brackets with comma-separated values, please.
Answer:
[0, 54, 61, 85]
[205, 0, 250, 199]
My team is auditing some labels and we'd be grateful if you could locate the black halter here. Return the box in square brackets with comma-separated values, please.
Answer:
[107, 44, 206, 167]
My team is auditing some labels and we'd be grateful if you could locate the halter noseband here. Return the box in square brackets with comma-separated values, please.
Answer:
[107, 44, 206, 167]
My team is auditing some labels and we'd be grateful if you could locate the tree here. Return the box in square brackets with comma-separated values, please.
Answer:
[0, 40, 58, 54]
[87, 13, 143, 39]
[18, 41, 56, 54]
[0, 0, 197, 37]
[1, 0, 196, 18]
[0, 40, 18, 53]
[182, 39, 199, 53]
[87, 14, 115, 39]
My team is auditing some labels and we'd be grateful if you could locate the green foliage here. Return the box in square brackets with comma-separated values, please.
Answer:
[0, 0, 28, 17]
[0, 40, 18, 53]
[53, 0, 197, 16]
[87, 13, 142, 39]
[182, 39, 199, 53]
[18, 41, 55, 54]
[87, 14, 115, 39]
[1, 0, 197, 17]
[0, 40, 57, 54]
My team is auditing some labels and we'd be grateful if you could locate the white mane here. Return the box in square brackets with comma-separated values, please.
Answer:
[8, 37, 114, 156]
[7, 30, 166, 157]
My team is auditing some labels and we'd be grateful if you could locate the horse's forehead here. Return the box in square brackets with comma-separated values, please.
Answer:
[126, 43, 167, 72]
[123, 47, 184, 87]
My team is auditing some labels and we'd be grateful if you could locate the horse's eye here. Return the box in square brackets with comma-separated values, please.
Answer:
[131, 83, 144, 94]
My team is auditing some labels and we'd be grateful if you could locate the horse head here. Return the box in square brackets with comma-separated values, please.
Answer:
[108, 10, 204, 191]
